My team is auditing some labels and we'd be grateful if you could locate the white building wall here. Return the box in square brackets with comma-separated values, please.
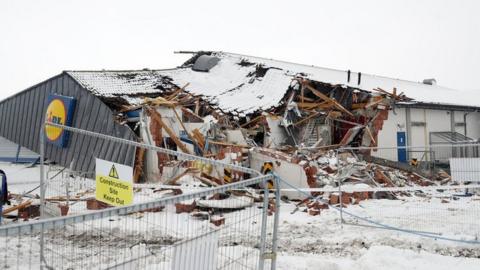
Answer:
[409, 108, 451, 161]
[466, 112, 480, 140]
[375, 107, 480, 162]
[375, 108, 406, 161]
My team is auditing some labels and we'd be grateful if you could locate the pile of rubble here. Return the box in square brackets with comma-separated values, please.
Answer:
[119, 76, 405, 184]
[98, 64, 451, 218]
[3, 54, 456, 223]
[297, 150, 453, 215]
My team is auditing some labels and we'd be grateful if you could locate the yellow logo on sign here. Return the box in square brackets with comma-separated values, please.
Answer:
[45, 99, 66, 141]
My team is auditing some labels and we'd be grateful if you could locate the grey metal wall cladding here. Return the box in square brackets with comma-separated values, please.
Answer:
[0, 73, 137, 172]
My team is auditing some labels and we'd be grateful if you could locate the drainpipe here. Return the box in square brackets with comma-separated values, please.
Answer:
[405, 107, 411, 161]
[450, 110, 455, 134]
[464, 112, 471, 136]
[424, 109, 428, 160]
[450, 110, 455, 159]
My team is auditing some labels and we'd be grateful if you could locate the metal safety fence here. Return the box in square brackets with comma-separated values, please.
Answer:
[0, 122, 280, 269]
[278, 143, 480, 247]
[38, 122, 265, 217]
[3, 122, 480, 269]
[355, 143, 480, 182]
[1, 175, 279, 269]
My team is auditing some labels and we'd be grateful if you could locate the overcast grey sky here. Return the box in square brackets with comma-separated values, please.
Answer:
[1, 0, 479, 100]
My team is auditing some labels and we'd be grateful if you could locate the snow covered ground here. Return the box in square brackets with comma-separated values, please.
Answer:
[1, 162, 480, 269]
[277, 245, 480, 270]
[276, 201, 480, 270]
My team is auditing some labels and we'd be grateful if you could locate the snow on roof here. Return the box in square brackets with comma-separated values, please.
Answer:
[220, 52, 479, 108]
[67, 55, 295, 114]
[67, 51, 480, 114]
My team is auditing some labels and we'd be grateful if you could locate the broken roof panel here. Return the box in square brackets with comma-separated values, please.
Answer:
[67, 51, 480, 114]
[68, 54, 298, 114]
[219, 52, 480, 108]
[67, 70, 176, 96]
[161, 63, 294, 113]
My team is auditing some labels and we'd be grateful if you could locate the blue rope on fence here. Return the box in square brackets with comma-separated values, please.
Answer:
[273, 174, 480, 245]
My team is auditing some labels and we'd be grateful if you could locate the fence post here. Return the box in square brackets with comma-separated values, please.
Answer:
[270, 175, 280, 270]
[339, 179, 344, 225]
[14, 144, 21, 163]
[258, 179, 270, 270]
[39, 125, 46, 219]
[39, 125, 46, 268]
[337, 149, 344, 226]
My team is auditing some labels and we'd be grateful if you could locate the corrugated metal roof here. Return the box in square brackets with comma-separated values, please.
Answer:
[67, 51, 480, 113]
[67, 70, 176, 97]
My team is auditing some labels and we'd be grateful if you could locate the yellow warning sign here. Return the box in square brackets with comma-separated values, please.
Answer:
[223, 168, 232, 183]
[109, 165, 119, 178]
[96, 159, 133, 206]
[261, 162, 274, 189]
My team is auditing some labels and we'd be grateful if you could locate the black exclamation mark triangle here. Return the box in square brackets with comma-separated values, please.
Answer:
[109, 165, 119, 179]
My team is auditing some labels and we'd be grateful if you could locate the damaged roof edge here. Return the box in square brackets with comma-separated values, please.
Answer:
[219, 51, 446, 90]
[395, 102, 480, 112]
[61, 51, 480, 111]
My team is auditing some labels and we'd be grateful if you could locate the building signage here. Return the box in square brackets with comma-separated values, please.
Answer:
[45, 94, 76, 147]
[95, 158, 133, 206]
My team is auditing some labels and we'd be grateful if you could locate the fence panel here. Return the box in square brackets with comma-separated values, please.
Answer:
[0, 174, 278, 269]
[338, 144, 480, 243]
[0, 122, 280, 269]
[275, 144, 480, 250]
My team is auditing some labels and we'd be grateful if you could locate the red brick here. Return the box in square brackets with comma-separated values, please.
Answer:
[18, 204, 40, 220]
[58, 204, 69, 216]
[353, 192, 370, 204]
[308, 209, 320, 216]
[86, 199, 112, 210]
[341, 193, 352, 205]
[210, 216, 225, 226]
[172, 189, 183, 195]
[141, 206, 165, 213]
[317, 203, 329, 209]
[329, 194, 339, 204]
[330, 193, 352, 205]
[175, 201, 197, 213]
[208, 193, 223, 200]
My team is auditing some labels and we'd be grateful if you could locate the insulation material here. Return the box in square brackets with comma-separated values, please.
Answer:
[140, 110, 161, 182]
[225, 130, 248, 146]
[155, 106, 183, 138]
[264, 114, 288, 148]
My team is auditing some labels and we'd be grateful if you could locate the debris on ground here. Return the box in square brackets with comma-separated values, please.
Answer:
[1, 53, 459, 222]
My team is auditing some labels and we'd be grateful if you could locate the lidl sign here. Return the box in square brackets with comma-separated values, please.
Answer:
[45, 94, 76, 147]
[95, 158, 133, 206]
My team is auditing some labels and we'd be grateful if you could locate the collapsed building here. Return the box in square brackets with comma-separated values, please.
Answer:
[1, 51, 479, 202]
